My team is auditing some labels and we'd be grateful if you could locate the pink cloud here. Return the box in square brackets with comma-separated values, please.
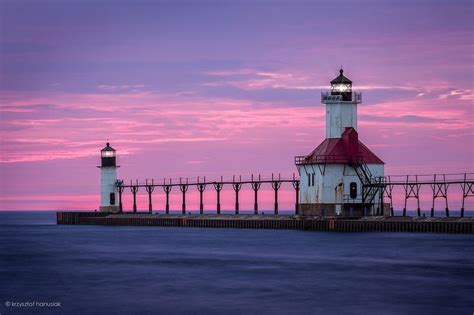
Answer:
[1, 69, 472, 211]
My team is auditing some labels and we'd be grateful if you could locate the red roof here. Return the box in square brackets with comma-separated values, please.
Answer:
[300, 128, 384, 164]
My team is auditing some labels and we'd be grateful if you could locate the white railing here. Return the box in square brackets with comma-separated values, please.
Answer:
[321, 91, 362, 103]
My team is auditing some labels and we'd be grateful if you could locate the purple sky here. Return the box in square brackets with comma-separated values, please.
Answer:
[0, 0, 473, 211]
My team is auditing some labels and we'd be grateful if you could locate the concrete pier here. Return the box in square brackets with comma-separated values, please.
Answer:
[57, 212, 474, 234]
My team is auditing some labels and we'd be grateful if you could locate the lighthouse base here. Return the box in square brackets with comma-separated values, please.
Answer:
[99, 205, 120, 213]
[299, 203, 390, 217]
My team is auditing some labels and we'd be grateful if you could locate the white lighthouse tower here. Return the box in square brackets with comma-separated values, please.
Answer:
[295, 69, 386, 217]
[99, 143, 119, 212]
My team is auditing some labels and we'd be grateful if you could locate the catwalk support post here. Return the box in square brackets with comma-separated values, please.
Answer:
[145, 179, 155, 214]
[163, 178, 172, 214]
[292, 173, 299, 215]
[251, 174, 261, 215]
[232, 175, 242, 214]
[460, 173, 473, 218]
[430, 174, 449, 217]
[213, 176, 223, 214]
[271, 173, 282, 215]
[179, 177, 189, 214]
[403, 175, 420, 217]
[197, 176, 206, 214]
[116, 180, 125, 213]
[130, 180, 139, 213]
[384, 177, 394, 216]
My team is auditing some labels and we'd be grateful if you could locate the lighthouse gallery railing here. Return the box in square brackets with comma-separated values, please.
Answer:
[321, 91, 362, 103]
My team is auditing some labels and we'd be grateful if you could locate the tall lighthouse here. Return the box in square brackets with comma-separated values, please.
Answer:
[295, 69, 386, 217]
[99, 143, 119, 212]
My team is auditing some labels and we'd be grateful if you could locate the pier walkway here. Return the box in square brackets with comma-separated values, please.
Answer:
[57, 212, 474, 234]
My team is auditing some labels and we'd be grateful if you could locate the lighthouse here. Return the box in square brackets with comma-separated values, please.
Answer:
[295, 69, 386, 216]
[99, 143, 119, 212]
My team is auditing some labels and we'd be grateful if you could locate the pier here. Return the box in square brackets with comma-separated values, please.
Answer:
[57, 212, 474, 234]
[57, 172, 473, 234]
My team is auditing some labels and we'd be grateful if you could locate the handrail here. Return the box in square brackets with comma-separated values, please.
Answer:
[117, 174, 299, 188]
[321, 91, 362, 103]
[117, 172, 474, 188]
[295, 154, 366, 165]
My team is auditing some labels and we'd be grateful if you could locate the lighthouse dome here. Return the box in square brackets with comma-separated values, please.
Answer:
[101, 142, 116, 157]
[101, 142, 116, 166]
[329, 68, 354, 101]
[330, 68, 352, 85]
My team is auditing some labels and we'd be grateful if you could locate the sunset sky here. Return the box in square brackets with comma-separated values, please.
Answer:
[1, 0, 473, 211]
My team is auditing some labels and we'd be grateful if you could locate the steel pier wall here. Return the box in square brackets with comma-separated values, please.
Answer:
[57, 212, 474, 234]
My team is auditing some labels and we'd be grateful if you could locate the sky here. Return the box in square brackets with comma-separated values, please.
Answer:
[0, 0, 473, 211]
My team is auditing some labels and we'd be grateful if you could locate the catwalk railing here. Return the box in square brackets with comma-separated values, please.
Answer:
[116, 174, 300, 215]
[321, 91, 362, 103]
[115, 172, 474, 217]
[369, 173, 474, 217]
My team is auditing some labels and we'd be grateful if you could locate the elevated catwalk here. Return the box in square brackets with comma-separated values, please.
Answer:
[116, 173, 474, 217]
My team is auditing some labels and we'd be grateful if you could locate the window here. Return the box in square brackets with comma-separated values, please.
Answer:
[110, 193, 116, 205]
[101, 150, 116, 158]
[350, 182, 357, 199]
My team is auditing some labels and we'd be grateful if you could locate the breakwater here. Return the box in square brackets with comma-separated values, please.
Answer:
[57, 212, 473, 234]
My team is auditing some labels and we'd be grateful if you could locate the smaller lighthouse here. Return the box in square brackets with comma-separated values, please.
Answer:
[99, 143, 119, 212]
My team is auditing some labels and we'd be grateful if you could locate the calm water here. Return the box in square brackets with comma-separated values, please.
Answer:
[0, 211, 473, 315]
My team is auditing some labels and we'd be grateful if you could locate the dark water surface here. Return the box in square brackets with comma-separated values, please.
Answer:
[0, 211, 473, 315]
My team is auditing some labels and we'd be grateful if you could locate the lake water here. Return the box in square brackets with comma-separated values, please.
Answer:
[0, 211, 473, 314]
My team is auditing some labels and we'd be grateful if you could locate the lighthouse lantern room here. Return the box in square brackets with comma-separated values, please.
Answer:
[295, 69, 387, 217]
[99, 142, 119, 212]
